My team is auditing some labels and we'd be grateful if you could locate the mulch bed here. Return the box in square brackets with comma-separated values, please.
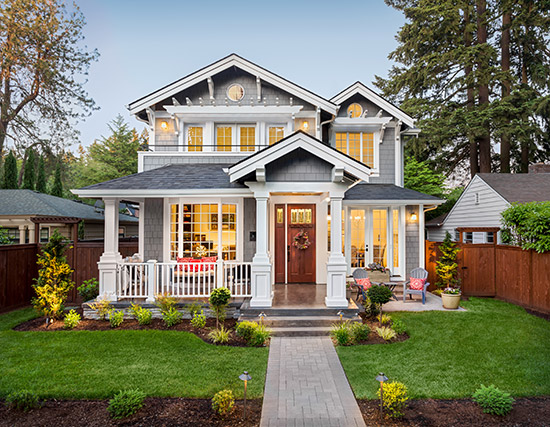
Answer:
[352, 314, 409, 345]
[13, 316, 253, 347]
[0, 398, 262, 427]
[358, 397, 550, 426]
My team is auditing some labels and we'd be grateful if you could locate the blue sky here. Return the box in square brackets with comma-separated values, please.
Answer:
[75, 0, 405, 149]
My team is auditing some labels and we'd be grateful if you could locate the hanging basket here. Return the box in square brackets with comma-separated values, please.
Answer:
[293, 231, 311, 250]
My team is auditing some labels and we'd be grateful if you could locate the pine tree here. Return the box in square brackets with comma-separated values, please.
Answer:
[3, 151, 18, 189]
[22, 149, 36, 190]
[435, 232, 461, 289]
[50, 163, 63, 197]
[36, 156, 47, 193]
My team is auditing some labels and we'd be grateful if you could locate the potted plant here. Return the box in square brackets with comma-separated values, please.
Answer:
[436, 232, 462, 309]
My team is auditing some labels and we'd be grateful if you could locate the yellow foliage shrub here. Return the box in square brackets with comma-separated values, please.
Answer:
[378, 381, 409, 418]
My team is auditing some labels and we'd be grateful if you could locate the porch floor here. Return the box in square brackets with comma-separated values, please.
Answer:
[272, 284, 358, 310]
[379, 288, 467, 312]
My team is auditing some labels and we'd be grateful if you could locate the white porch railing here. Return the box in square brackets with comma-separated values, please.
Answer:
[116, 260, 252, 299]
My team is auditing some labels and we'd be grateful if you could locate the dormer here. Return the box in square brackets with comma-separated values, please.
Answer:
[330, 82, 420, 186]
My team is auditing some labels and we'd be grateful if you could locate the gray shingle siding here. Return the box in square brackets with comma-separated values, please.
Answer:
[144, 199, 163, 261]
[266, 149, 332, 182]
[405, 205, 419, 277]
[243, 198, 256, 261]
[369, 127, 395, 184]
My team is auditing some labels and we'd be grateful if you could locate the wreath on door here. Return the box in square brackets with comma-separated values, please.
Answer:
[293, 230, 311, 250]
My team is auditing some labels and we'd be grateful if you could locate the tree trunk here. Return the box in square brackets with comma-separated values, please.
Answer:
[519, 0, 533, 173]
[465, 5, 478, 177]
[477, 0, 492, 173]
[500, 7, 511, 173]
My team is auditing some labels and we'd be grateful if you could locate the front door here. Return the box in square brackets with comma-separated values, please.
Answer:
[274, 204, 316, 283]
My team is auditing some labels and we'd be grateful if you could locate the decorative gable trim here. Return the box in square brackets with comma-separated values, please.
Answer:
[330, 81, 416, 129]
[128, 54, 338, 118]
[227, 131, 372, 183]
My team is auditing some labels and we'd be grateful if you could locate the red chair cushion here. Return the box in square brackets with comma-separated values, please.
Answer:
[409, 277, 426, 290]
[176, 257, 193, 271]
[202, 256, 218, 263]
[356, 278, 372, 290]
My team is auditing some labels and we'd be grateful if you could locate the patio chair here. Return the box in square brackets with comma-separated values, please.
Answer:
[403, 267, 430, 304]
[352, 269, 372, 302]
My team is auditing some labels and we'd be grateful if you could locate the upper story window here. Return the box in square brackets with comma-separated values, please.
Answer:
[269, 126, 285, 145]
[216, 124, 257, 152]
[335, 132, 374, 167]
[187, 126, 203, 152]
[227, 84, 245, 102]
[240, 126, 256, 152]
[347, 103, 363, 118]
[216, 126, 233, 151]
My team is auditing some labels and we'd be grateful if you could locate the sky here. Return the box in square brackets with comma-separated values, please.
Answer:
[74, 0, 406, 150]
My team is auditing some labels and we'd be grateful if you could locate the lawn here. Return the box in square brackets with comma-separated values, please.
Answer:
[338, 298, 550, 399]
[0, 308, 268, 399]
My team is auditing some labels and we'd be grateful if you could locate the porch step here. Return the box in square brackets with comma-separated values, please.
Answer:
[249, 316, 346, 328]
[269, 326, 334, 337]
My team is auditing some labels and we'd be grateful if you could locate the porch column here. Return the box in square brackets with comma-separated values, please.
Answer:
[419, 204, 425, 268]
[326, 195, 348, 307]
[97, 197, 121, 301]
[18, 225, 26, 244]
[250, 193, 272, 307]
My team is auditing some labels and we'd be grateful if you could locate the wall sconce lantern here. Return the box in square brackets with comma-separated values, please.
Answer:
[410, 211, 417, 221]
[160, 121, 168, 130]
[302, 121, 309, 130]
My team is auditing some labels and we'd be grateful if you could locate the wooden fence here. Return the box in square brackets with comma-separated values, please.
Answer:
[426, 240, 550, 315]
[0, 239, 138, 312]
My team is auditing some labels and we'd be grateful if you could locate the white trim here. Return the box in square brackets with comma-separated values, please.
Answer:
[343, 199, 442, 206]
[395, 121, 402, 187]
[129, 54, 338, 116]
[72, 188, 253, 198]
[138, 201, 144, 258]
[330, 82, 416, 129]
[419, 204, 425, 268]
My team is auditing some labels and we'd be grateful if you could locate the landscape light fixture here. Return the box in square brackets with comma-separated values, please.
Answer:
[239, 371, 252, 420]
[258, 312, 266, 325]
[376, 372, 388, 419]
[337, 310, 344, 323]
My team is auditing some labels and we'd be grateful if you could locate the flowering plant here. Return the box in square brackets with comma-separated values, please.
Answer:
[443, 287, 461, 295]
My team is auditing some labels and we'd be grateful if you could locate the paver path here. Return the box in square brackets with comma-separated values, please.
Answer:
[260, 337, 366, 427]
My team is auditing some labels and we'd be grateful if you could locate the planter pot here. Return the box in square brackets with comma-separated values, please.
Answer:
[441, 293, 461, 309]
[346, 288, 352, 300]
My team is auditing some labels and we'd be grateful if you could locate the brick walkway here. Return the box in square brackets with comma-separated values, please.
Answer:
[260, 337, 366, 427]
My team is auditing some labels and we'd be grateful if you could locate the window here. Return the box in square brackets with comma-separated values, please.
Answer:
[335, 132, 375, 167]
[4, 227, 19, 243]
[463, 232, 473, 243]
[239, 126, 256, 152]
[290, 208, 312, 224]
[347, 103, 363, 118]
[486, 231, 494, 243]
[118, 227, 125, 238]
[187, 126, 203, 152]
[40, 227, 50, 243]
[454, 230, 460, 242]
[372, 209, 387, 266]
[169, 203, 238, 261]
[268, 126, 285, 145]
[227, 84, 244, 101]
[475, 193, 480, 205]
[216, 126, 232, 151]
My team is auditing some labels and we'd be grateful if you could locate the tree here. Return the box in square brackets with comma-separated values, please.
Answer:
[366, 285, 393, 325]
[0, 226, 11, 244]
[22, 148, 35, 190]
[435, 232, 461, 289]
[404, 157, 446, 198]
[36, 155, 46, 193]
[50, 162, 62, 197]
[0, 0, 98, 158]
[2, 150, 17, 188]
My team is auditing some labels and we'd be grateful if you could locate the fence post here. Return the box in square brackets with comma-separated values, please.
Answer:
[217, 259, 224, 289]
[146, 260, 157, 303]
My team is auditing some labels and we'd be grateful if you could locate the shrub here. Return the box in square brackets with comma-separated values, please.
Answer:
[367, 285, 393, 322]
[436, 231, 461, 289]
[185, 300, 203, 317]
[350, 322, 370, 342]
[191, 310, 207, 329]
[376, 326, 397, 341]
[212, 389, 235, 416]
[87, 299, 113, 320]
[162, 307, 182, 328]
[209, 287, 231, 328]
[391, 319, 406, 335]
[501, 201, 550, 253]
[63, 309, 81, 329]
[362, 294, 379, 318]
[208, 326, 230, 344]
[249, 324, 271, 347]
[330, 321, 352, 346]
[32, 231, 74, 322]
[377, 313, 391, 325]
[473, 384, 514, 416]
[235, 320, 258, 341]
[379, 381, 408, 418]
[110, 310, 124, 328]
[5, 390, 40, 411]
[129, 303, 152, 326]
[107, 389, 146, 419]
[77, 278, 99, 302]
[155, 293, 177, 312]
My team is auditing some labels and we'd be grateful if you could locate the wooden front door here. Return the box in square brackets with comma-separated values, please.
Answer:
[287, 204, 316, 283]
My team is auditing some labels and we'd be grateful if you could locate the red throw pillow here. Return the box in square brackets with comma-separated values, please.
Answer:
[409, 277, 426, 290]
[176, 257, 193, 271]
[356, 278, 372, 290]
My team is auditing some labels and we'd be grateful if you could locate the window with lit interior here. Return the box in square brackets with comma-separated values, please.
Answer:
[347, 103, 363, 118]
[335, 132, 374, 167]
[227, 84, 244, 102]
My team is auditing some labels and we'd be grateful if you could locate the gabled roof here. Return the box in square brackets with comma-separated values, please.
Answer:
[477, 173, 550, 203]
[128, 53, 338, 117]
[228, 131, 372, 183]
[330, 81, 416, 129]
[0, 190, 138, 222]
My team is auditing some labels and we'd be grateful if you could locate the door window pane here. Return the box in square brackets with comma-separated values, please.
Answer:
[373, 209, 387, 267]
[362, 133, 374, 167]
[187, 127, 203, 152]
[222, 204, 237, 260]
[393, 209, 399, 268]
[350, 209, 366, 268]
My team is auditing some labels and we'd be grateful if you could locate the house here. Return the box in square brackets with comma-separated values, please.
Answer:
[73, 54, 442, 308]
[426, 165, 550, 244]
[0, 189, 138, 243]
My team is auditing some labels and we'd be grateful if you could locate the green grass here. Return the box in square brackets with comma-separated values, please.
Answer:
[0, 308, 268, 399]
[338, 298, 550, 399]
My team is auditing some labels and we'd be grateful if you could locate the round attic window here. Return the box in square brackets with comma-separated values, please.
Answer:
[347, 103, 363, 118]
[227, 84, 245, 101]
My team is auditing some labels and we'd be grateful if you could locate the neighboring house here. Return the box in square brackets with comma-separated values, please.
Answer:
[73, 54, 442, 308]
[0, 189, 139, 243]
[427, 165, 550, 244]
